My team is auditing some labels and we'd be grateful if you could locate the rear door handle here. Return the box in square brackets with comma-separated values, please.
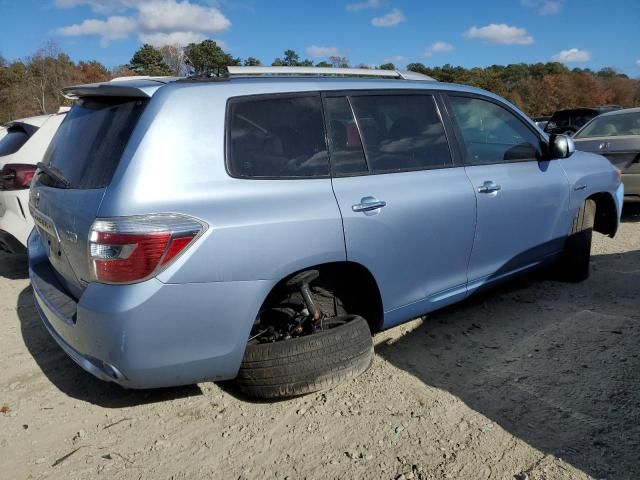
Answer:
[352, 197, 386, 213]
[477, 181, 501, 194]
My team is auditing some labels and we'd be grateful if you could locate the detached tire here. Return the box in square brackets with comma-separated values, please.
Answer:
[560, 199, 596, 282]
[236, 315, 373, 399]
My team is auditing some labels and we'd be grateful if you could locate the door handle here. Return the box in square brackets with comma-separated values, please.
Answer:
[352, 197, 386, 213]
[477, 181, 501, 194]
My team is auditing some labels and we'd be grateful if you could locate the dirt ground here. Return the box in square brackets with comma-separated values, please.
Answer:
[1, 203, 639, 480]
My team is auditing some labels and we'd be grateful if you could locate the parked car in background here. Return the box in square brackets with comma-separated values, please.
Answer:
[573, 107, 640, 197]
[533, 115, 551, 130]
[28, 68, 623, 400]
[0, 110, 68, 253]
[545, 106, 622, 136]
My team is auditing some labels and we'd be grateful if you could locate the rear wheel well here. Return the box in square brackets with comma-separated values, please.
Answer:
[588, 192, 618, 237]
[261, 262, 384, 332]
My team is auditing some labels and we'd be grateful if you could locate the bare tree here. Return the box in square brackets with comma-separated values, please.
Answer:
[159, 45, 187, 76]
[23, 40, 74, 114]
[329, 56, 350, 68]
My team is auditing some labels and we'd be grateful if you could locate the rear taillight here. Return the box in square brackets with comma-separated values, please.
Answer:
[89, 214, 207, 284]
[0, 164, 36, 190]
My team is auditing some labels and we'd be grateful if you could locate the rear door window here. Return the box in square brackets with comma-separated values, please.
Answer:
[227, 95, 329, 178]
[0, 127, 31, 157]
[324, 96, 368, 176]
[40, 97, 147, 189]
[448, 95, 543, 165]
[348, 94, 452, 174]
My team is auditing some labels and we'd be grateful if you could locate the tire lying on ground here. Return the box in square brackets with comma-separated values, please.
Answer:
[559, 199, 596, 283]
[236, 315, 373, 399]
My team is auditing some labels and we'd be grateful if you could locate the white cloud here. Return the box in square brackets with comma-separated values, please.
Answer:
[383, 55, 406, 64]
[371, 8, 406, 27]
[306, 45, 341, 58]
[346, 0, 384, 12]
[425, 41, 454, 56]
[57, 16, 137, 47]
[636, 59, 640, 67]
[139, 31, 207, 47]
[521, 0, 562, 15]
[137, 1, 230, 33]
[551, 48, 591, 63]
[463, 24, 534, 45]
[56, 0, 231, 47]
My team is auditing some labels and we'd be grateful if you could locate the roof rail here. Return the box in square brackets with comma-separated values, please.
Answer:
[225, 66, 436, 81]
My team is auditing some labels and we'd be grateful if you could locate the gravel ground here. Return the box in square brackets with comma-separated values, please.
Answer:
[1, 203, 639, 480]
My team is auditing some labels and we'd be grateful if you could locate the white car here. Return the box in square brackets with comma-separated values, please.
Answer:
[0, 110, 68, 253]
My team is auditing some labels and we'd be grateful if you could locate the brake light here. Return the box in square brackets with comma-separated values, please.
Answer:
[89, 214, 206, 284]
[0, 164, 36, 190]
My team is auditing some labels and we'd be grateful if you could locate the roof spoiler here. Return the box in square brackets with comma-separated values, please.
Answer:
[61, 76, 181, 100]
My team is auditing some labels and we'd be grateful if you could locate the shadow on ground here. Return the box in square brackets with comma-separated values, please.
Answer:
[622, 198, 640, 222]
[378, 249, 640, 479]
[17, 287, 202, 408]
[0, 252, 28, 280]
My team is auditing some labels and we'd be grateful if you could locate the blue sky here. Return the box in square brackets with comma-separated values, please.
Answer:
[1, 0, 639, 76]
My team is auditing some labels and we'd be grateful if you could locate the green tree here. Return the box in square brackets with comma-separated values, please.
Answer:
[128, 44, 172, 76]
[379, 63, 396, 70]
[271, 50, 313, 67]
[315, 61, 332, 68]
[184, 40, 239, 75]
[244, 57, 262, 66]
[283, 49, 299, 66]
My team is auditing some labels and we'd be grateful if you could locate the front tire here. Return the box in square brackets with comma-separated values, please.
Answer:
[560, 199, 596, 282]
[236, 315, 373, 399]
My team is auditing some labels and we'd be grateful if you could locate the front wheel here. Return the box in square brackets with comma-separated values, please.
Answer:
[236, 315, 373, 399]
[558, 199, 596, 282]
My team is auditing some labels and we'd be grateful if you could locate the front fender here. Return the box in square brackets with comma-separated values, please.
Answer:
[560, 151, 623, 224]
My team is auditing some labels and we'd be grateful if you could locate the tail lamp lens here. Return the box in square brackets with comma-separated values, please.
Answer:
[0, 164, 36, 190]
[89, 214, 206, 284]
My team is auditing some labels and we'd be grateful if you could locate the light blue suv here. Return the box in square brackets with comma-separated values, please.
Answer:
[28, 67, 624, 399]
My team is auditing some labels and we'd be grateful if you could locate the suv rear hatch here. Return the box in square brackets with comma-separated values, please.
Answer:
[30, 80, 161, 299]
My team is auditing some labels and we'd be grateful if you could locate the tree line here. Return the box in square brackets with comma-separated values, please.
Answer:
[1, 40, 639, 123]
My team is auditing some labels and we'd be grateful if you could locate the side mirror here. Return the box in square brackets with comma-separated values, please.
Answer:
[549, 134, 575, 159]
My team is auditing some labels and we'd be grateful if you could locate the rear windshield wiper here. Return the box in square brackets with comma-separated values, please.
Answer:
[36, 162, 71, 188]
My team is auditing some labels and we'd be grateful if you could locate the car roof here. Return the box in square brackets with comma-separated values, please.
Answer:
[595, 106, 640, 118]
[3, 114, 52, 129]
[62, 72, 532, 126]
[66, 72, 492, 100]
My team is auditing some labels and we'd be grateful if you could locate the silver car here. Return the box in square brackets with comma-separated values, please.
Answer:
[28, 67, 623, 399]
[573, 107, 640, 196]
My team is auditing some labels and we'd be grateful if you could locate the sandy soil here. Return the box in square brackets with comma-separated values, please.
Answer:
[1, 203, 639, 480]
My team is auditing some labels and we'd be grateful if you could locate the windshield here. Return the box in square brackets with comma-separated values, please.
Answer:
[575, 111, 640, 138]
[40, 96, 147, 189]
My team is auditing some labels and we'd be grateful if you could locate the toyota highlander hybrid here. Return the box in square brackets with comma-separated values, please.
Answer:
[28, 67, 623, 399]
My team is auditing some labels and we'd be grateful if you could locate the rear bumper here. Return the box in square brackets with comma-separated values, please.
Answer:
[28, 229, 272, 389]
[622, 173, 640, 196]
[0, 189, 33, 248]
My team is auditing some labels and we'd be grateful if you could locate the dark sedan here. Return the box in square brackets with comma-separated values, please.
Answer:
[573, 107, 640, 196]
[545, 106, 621, 136]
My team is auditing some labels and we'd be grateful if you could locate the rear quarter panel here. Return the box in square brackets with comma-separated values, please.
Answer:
[98, 82, 346, 285]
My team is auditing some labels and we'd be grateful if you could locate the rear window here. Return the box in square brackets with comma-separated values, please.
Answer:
[40, 97, 147, 189]
[226, 95, 329, 179]
[0, 127, 31, 157]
